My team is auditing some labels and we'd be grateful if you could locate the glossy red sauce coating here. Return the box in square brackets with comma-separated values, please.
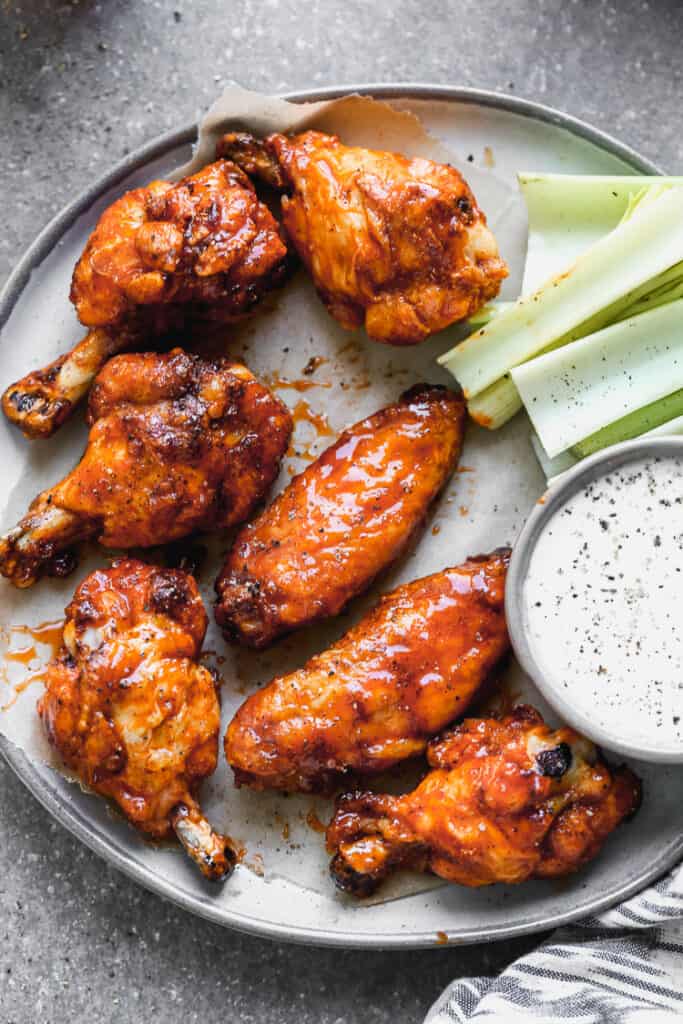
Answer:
[215, 384, 466, 648]
[225, 549, 511, 793]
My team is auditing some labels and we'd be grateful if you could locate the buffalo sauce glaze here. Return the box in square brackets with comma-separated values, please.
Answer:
[215, 385, 467, 651]
[224, 550, 510, 792]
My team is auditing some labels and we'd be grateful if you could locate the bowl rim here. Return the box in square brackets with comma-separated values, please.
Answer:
[506, 434, 683, 764]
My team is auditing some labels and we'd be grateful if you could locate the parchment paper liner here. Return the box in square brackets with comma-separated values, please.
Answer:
[0, 85, 532, 903]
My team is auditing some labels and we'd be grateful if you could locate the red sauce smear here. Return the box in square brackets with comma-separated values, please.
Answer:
[306, 808, 327, 834]
[1, 619, 64, 711]
[292, 399, 333, 437]
[287, 398, 335, 461]
[201, 649, 226, 669]
[245, 852, 265, 876]
[302, 356, 328, 376]
[336, 339, 363, 359]
[268, 373, 332, 393]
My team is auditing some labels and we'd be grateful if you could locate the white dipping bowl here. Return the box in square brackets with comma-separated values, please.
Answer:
[507, 436, 683, 764]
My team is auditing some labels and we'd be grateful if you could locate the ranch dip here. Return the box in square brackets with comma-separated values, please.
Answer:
[523, 453, 683, 757]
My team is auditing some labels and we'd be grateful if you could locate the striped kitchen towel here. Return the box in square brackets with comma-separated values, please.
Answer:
[425, 862, 683, 1023]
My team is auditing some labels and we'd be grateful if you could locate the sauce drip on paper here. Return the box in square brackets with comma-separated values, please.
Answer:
[286, 398, 334, 461]
[267, 372, 332, 393]
[291, 399, 333, 439]
[306, 808, 327, 834]
[1, 619, 64, 711]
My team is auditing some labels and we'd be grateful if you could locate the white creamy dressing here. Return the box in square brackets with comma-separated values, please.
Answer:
[524, 454, 683, 754]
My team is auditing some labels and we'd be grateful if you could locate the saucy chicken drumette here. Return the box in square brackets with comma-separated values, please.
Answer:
[0, 349, 292, 587]
[327, 706, 641, 896]
[225, 549, 510, 792]
[38, 559, 236, 881]
[3, 160, 290, 438]
[215, 384, 467, 648]
[218, 130, 507, 345]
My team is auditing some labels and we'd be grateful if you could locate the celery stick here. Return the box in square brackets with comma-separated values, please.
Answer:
[616, 266, 683, 319]
[463, 263, 683, 430]
[518, 174, 683, 295]
[530, 432, 577, 482]
[466, 301, 512, 328]
[644, 413, 683, 438]
[439, 187, 683, 400]
[444, 176, 683, 434]
[443, 177, 683, 427]
[618, 182, 677, 220]
[466, 375, 522, 428]
[511, 299, 683, 458]
[571, 388, 683, 458]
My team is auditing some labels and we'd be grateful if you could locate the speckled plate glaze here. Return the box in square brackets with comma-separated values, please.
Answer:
[2, 85, 682, 948]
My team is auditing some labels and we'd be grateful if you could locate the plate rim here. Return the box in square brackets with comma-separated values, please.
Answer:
[1, 83, 677, 950]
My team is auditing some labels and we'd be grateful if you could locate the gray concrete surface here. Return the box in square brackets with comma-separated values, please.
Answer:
[1, 1, 681, 1020]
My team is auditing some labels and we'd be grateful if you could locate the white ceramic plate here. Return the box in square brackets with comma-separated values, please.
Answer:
[1, 85, 680, 948]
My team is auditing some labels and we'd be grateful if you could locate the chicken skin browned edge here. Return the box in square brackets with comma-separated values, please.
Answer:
[38, 558, 237, 881]
[215, 383, 467, 648]
[0, 349, 292, 587]
[327, 706, 641, 897]
[217, 130, 507, 345]
[225, 549, 511, 793]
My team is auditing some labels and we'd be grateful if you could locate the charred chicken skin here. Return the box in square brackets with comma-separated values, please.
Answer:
[0, 349, 292, 587]
[225, 549, 510, 793]
[215, 384, 466, 648]
[38, 559, 236, 880]
[327, 706, 641, 896]
[3, 160, 289, 439]
[218, 130, 507, 345]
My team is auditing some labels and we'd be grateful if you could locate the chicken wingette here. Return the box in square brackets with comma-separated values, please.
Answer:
[327, 706, 641, 896]
[225, 550, 510, 792]
[3, 160, 290, 438]
[218, 129, 507, 345]
[38, 559, 236, 880]
[0, 349, 292, 587]
[215, 384, 466, 648]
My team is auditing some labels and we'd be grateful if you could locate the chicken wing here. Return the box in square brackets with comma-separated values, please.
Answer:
[38, 558, 236, 880]
[327, 706, 641, 896]
[3, 160, 290, 438]
[215, 384, 466, 648]
[0, 349, 292, 587]
[225, 550, 510, 792]
[218, 130, 507, 345]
